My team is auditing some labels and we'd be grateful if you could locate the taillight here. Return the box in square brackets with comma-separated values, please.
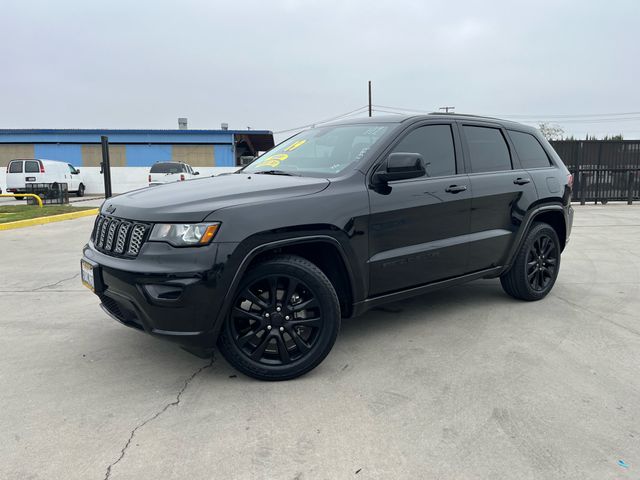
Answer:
[567, 173, 574, 189]
[148, 174, 151, 183]
[39, 161, 45, 173]
[180, 174, 185, 181]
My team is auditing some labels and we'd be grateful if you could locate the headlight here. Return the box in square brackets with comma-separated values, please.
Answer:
[149, 223, 220, 247]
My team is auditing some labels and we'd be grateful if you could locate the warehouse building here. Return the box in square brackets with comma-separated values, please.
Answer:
[0, 128, 274, 168]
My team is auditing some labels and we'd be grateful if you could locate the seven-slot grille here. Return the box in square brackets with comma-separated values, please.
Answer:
[92, 215, 150, 257]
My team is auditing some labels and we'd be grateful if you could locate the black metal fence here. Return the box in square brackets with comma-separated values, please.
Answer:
[551, 140, 640, 204]
[26, 183, 69, 205]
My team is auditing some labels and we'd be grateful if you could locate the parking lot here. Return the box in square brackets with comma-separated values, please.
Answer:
[1, 205, 639, 479]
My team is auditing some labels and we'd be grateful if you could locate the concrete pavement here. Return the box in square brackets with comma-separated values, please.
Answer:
[1, 206, 639, 479]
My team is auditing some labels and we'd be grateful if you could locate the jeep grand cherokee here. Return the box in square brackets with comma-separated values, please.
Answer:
[81, 114, 573, 380]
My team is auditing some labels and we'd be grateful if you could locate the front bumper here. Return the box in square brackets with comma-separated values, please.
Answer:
[83, 240, 239, 348]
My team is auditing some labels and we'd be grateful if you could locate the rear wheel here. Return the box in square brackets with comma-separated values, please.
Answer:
[217, 255, 340, 381]
[15, 196, 24, 200]
[76, 184, 85, 197]
[500, 222, 561, 301]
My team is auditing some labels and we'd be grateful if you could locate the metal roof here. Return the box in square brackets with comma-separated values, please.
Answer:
[0, 128, 272, 135]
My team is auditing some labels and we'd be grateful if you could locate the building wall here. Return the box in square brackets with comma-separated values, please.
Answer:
[1, 143, 231, 167]
[0, 144, 35, 167]
[33, 144, 82, 165]
[172, 145, 215, 167]
[82, 144, 127, 167]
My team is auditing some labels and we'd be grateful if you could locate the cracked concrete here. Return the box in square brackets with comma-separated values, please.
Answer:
[103, 357, 215, 480]
[1, 205, 640, 480]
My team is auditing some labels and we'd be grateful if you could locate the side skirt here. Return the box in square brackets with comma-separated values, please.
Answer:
[352, 266, 503, 316]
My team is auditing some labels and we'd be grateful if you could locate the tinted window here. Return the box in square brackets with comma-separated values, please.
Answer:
[150, 163, 183, 174]
[463, 126, 512, 173]
[8, 161, 23, 173]
[25, 161, 40, 173]
[509, 130, 551, 169]
[391, 125, 456, 177]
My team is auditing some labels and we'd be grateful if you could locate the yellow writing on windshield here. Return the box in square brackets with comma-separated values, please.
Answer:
[258, 153, 289, 168]
[284, 139, 306, 152]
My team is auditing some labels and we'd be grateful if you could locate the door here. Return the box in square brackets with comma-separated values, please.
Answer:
[67, 164, 80, 191]
[6, 160, 24, 190]
[459, 123, 538, 271]
[24, 160, 42, 186]
[368, 123, 471, 296]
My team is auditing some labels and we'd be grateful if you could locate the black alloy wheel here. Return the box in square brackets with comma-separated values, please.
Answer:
[218, 255, 340, 380]
[526, 233, 558, 292]
[500, 222, 561, 301]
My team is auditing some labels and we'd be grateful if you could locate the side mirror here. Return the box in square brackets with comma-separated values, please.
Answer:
[372, 152, 426, 184]
[194, 171, 200, 175]
[75, 169, 81, 174]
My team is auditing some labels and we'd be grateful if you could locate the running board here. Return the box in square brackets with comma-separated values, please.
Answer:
[352, 266, 503, 316]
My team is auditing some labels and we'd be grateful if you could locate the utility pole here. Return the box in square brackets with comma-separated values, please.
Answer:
[439, 106, 455, 113]
[368, 81, 372, 117]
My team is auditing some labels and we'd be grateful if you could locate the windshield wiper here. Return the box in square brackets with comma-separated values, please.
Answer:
[252, 169, 299, 176]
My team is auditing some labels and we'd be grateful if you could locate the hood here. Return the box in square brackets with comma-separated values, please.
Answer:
[101, 173, 330, 223]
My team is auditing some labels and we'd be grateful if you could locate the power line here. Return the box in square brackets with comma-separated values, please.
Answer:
[273, 105, 369, 134]
[374, 103, 640, 121]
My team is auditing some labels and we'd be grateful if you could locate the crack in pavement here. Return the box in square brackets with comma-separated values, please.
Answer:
[0, 273, 80, 293]
[33, 273, 80, 291]
[103, 356, 215, 480]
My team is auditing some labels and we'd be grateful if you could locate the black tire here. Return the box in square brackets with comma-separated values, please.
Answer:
[500, 222, 561, 301]
[76, 184, 85, 197]
[15, 196, 24, 201]
[217, 255, 341, 381]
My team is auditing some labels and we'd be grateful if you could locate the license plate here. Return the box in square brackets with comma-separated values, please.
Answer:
[26, 177, 36, 182]
[81, 259, 95, 291]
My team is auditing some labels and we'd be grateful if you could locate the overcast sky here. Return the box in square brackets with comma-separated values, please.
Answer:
[2, 0, 639, 139]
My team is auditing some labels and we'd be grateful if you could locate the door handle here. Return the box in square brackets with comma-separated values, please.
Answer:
[513, 177, 531, 185]
[445, 185, 467, 193]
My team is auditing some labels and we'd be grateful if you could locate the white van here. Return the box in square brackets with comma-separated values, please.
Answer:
[6, 159, 86, 198]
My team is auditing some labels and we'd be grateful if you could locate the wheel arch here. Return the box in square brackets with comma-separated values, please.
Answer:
[214, 235, 358, 336]
[502, 204, 567, 275]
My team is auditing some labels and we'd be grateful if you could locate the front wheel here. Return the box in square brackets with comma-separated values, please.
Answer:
[500, 222, 561, 301]
[76, 184, 85, 197]
[217, 255, 341, 381]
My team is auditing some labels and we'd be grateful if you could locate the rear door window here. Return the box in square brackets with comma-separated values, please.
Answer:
[463, 126, 512, 173]
[150, 163, 181, 174]
[508, 130, 552, 169]
[25, 161, 40, 173]
[8, 161, 23, 173]
[391, 124, 457, 177]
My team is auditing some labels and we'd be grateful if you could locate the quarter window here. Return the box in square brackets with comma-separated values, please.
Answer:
[509, 130, 552, 169]
[463, 126, 512, 173]
[8, 161, 23, 173]
[25, 161, 40, 173]
[391, 125, 456, 177]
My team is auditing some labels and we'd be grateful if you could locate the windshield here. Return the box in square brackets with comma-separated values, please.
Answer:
[243, 124, 391, 177]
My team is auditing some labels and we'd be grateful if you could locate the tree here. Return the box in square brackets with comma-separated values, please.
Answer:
[538, 122, 565, 141]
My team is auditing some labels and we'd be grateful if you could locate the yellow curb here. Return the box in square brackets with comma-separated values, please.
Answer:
[0, 208, 99, 231]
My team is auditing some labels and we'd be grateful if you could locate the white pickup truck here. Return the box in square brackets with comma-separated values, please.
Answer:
[148, 162, 199, 186]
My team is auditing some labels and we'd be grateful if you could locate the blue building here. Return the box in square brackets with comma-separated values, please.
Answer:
[0, 129, 274, 168]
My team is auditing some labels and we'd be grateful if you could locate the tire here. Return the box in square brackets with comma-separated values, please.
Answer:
[500, 222, 561, 301]
[217, 254, 341, 381]
[76, 184, 85, 197]
[15, 196, 24, 201]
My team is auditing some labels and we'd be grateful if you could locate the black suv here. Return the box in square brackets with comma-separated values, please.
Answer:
[81, 114, 573, 380]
